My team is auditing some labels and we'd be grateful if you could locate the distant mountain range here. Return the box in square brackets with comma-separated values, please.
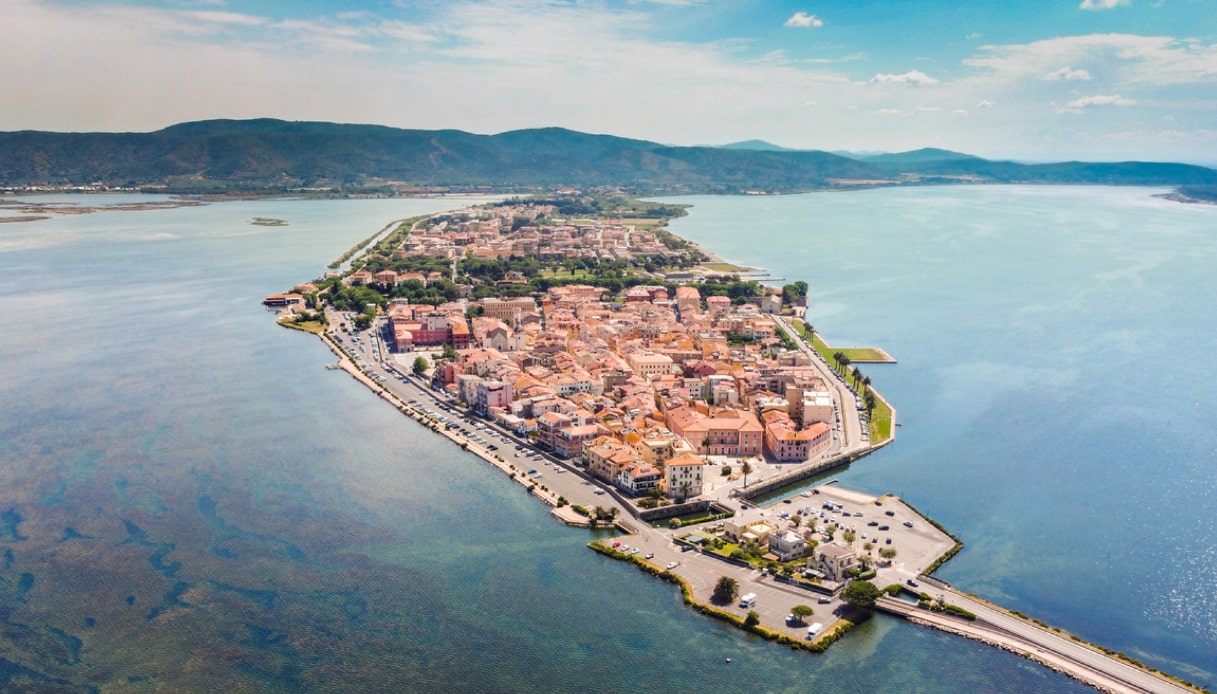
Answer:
[2, 119, 1214, 194]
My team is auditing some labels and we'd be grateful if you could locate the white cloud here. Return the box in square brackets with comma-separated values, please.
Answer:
[785, 12, 824, 28]
[967, 32, 982, 40]
[871, 70, 939, 85]
[1, 0, 1214, 162]
[964, 34, 1217, 86]
[1080, 0, 1130, 9]
[806, 52, 866, 64]
[1063, 94, 1137, 112]
[1044, 65, 1092, 80]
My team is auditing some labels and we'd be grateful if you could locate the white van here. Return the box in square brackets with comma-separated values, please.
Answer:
[807, 622, 824, 639]
[739, 593, 757, 608]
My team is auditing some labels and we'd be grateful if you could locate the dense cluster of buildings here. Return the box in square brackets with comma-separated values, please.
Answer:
[361, 205, 839, 505]
[386, 203, 684, 264]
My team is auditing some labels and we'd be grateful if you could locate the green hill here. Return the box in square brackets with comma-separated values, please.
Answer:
[1, 119, 1214, 193]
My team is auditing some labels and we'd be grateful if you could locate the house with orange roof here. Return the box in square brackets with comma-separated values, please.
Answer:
[347, 270, 374, 286]
[618, 462, 663, 497]
[585, 436, 640, 483]
[664, 452, 704, 499]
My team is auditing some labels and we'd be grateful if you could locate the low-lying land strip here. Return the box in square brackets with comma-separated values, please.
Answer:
[271, 192, 1199, 693]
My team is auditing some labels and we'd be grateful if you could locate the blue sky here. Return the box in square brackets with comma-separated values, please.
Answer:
[4, 0, 1216, 162]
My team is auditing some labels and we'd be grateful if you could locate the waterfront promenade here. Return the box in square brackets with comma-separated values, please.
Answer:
[300, 287, 1201, 694]
[320, 320, 1194, 692]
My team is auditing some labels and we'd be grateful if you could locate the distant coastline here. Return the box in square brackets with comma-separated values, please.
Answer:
[1155, 191, 1217, 206]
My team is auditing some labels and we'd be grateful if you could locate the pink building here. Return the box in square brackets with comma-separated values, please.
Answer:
[474, 380, 514, 418]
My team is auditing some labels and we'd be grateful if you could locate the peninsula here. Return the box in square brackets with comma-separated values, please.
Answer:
[269, 194, 1203, 694]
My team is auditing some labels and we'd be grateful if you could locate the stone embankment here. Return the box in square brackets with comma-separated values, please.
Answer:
[877, 591, 1198, 694]
[316, 331, 587, 522]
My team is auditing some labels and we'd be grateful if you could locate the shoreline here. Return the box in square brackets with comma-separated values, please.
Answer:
[280, 199, 1204, 694]
[307, 326, 1204, 693]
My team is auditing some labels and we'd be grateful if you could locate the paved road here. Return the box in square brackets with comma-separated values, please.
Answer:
[879, 589, 1193, 694]
[771, 314, 867, 457]
[321, 317, 1194, 691]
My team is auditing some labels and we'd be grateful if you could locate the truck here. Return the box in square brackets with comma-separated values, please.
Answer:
[739, 593, 757, 608]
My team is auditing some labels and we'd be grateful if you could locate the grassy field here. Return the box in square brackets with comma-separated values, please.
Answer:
[791, 320, 890, 363]
[699, 262, 754, 273]
[538, 268, 594, 279]
[836, 347, 890, 362]
[867, 397, 893, 444]
[277, 318, 326, 334]
[614, 217, 665, 227]
[791, 319, 895, 445]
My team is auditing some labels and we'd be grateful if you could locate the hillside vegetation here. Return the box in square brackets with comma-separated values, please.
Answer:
[2, 119, 1214, 194]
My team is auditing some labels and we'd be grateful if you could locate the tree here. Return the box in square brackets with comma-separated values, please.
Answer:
[791, 604, 814, 623]
[412, 356, 430, 374]
[441, 344, 458, 360]
[843, 530, 856, 545]
[678, 481, 691, 502]
[741, 459, 753, 488]
[712, 575, 740, 604]
[879, 547, 898, 561]
[841, 580, 882, 608]
[744, 611, 761, 629]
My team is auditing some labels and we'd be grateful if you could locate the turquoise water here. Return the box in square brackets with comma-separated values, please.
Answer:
[0, 187, 1204, 691]
[662, 186, 1217, 688]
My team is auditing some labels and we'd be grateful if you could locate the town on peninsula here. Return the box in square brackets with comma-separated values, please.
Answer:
[267, 193, 1203, 694]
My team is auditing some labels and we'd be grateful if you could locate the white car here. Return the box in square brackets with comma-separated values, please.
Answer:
[666, 561, 678, 570]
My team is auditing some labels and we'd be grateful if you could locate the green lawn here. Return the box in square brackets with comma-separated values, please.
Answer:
[699, 262, 754, 273]
[277, 318, 326, 334]
[538, 268, 593, 279]
[868, 397, 893, 445]
[791, 319, 895, 446]
[835, 347, 890, 362]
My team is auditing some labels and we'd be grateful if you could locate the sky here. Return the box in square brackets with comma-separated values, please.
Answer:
[3, 0, 1216, 163]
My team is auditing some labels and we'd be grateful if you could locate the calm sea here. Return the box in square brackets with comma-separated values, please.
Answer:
[662, 185, 1217, 689]
[0, 187, 1208, 692]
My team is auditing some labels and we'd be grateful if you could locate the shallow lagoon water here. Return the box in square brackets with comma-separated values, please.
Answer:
[0, 188, 1208, 691]
[662, 186, 1217, 688]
